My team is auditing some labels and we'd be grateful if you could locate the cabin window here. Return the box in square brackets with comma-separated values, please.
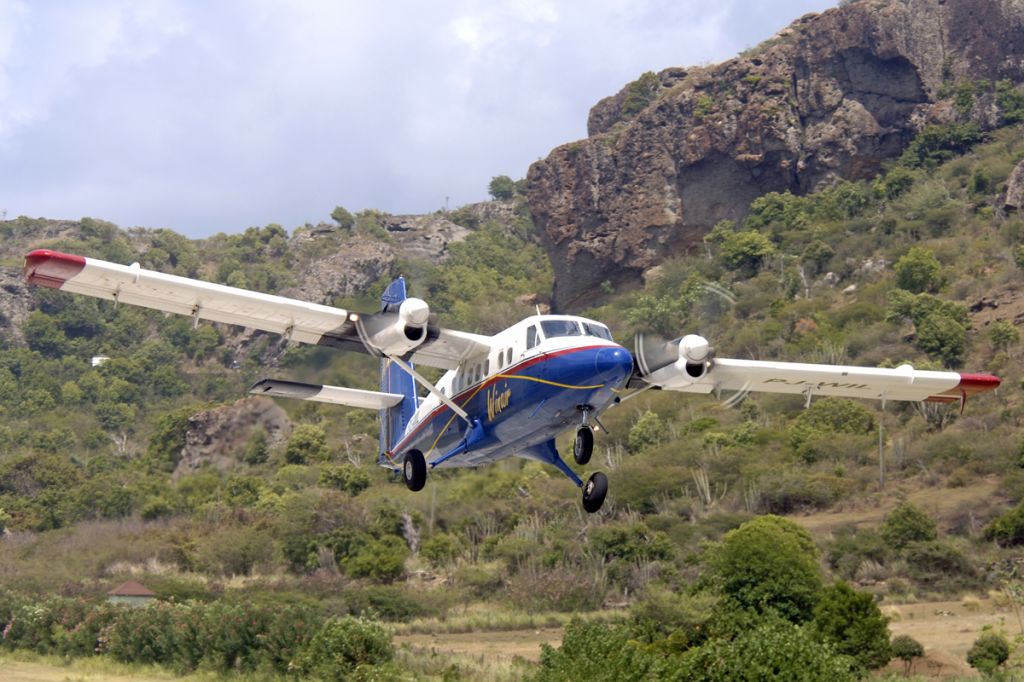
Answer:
[582, 322, 613, 340]
[541, 320, 582, 338]
[484, 359, 489, 376]
[440, 387, 446, 397]
[507, 347, 513, 363]
[498, 350, 504, 367]
[526, 325, 539, 349]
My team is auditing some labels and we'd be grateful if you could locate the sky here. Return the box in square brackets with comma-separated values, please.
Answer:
[0, 0, 836, 238]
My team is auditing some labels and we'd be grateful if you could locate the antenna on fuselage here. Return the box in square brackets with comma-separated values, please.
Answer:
[535, 304, 541, 316]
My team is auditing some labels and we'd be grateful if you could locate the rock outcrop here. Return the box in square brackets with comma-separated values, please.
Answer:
[174, 397, 291, 479]
[528, 0, 1024, 311]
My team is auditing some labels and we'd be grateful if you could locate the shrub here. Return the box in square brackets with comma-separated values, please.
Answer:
[894, 247, 942, 293]
[285, 424, 329, 464]
[985, 501, 1024, 546]
[880, 502, 937, 549]
[627, 410, 667, 452]
[291, 616, 393, 679]
[812, 582, 891, 672]
[488, 175, 517, 200]
[535, 619, 659, 681]
[677, 619, 855, 682]
[891, 634, 924, 676]
[420, 532, 461, 568]
[320, 464, 371, 496]
[703, 515, 822, 623]
[967, 632, 1009, 675]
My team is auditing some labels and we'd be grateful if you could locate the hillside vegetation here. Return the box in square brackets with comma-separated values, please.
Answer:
[3, 114, 1024, 677]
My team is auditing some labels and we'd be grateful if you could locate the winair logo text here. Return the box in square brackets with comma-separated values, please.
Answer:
[764, 378, 870, 390]
[487, 384, 511, 420]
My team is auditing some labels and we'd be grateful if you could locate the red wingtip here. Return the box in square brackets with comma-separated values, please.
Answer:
[24, 249, 86, 288]
[957, 373, 1001, 395]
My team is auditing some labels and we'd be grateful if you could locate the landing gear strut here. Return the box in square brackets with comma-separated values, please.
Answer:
[403, 449, 426, 491]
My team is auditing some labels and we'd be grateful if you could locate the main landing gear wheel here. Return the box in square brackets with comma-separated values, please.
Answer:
[582, 472, 608, 513]
[403, 450, 426, 492]
[573, 426, 594, 466]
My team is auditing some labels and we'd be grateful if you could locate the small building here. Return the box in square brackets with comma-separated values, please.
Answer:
[106, 580, 156, 607]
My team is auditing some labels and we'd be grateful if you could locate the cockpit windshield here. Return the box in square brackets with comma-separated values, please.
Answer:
[541, 320, 581, 338]
[540, 319, 614, 341]
[582, 322, 613, 341]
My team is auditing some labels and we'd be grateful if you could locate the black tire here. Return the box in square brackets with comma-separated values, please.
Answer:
[403, 449, 426, 492]
[573, 426, 594, 466]
[582, 472, 608, 513]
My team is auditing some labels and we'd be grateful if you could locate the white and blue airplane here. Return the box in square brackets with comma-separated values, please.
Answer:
[25, 249, 1001, 512]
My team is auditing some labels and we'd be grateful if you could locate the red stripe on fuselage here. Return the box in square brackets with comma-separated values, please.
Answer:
[388, 344, 611, 457]
[24, 250, 86, 289]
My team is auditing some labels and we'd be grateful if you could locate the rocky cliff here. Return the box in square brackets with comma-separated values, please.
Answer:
[528, 0, 1024, 311]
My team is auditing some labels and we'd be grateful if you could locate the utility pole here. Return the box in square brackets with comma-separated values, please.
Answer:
[878, 420, 885, 489]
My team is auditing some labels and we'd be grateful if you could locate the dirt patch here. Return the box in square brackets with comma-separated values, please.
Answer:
[883, 599, 1020, 678]
[395, 627, 563, 662]
[793, 476, 1002, 537]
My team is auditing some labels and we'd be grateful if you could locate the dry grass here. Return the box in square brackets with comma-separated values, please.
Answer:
[0, 651, 226, 682]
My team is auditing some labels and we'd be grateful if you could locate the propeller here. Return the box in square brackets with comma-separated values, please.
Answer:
[634, 332, 680, 377]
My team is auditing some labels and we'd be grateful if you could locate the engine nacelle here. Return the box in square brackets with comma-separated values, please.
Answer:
[676, 334, 710, 379]
[366, 298, 429, 355]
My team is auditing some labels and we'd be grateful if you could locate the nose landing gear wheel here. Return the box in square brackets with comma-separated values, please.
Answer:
[582, 472, 608, 513]
[403, 449, 426, 491]
[573, 426, 594, 465]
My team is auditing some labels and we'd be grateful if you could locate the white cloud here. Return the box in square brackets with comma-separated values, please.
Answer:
[0, 0, 836, 235]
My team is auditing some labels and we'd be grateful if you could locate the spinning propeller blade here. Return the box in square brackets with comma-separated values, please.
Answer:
[634, 332, 680, 377]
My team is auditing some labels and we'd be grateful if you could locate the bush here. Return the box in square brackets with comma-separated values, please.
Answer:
[880, 502, 937, 549]
[967, 631, 1009, 675]
[488, 175, 517, 200]
[985, 501, 1024, 546]
[534, 619, 659, 681]
[677, 619, 855, 682]
[894, 247, 942, 293]
[812, 582, 891, 672]
[291, 616, 393, 679]
[627, 410, 667, 452]
[285, 424, 329, 464]
[891, 634, 924, 676]
[703, 515, 822, 623]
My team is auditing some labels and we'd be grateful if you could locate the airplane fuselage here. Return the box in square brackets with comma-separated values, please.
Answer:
[382, 315, 633, 470]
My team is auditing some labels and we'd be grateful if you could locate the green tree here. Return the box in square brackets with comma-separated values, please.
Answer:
[242, 429, 269, 465]
[990, 320, 1020, 352]
[291, 616, 393, 679]
[966, 632, 1009, 676]
[718, 230, 776, 278]
[704, 515, 822, 623]
[319, 464, 371, 496]
[891, 634, 924, 676]
[894, 247, 942, 293]
[985, 501, 1024, 546]
[628, 410, 667, 452]
[622, 71, 661, 115]
[915, 312, 967, 366]
[330, 205, 355, 230]
[812, 582, 891, 672]
[880, 502, 937, 549]
[420, 533, 461, 568]
[285, 424, 329, 464]
[677, 619, 855, 682]
[488, 175, 516, 200]
[535, 619, 659, 682]
[147, 408, 194, 472]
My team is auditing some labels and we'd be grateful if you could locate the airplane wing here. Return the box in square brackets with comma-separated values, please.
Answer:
[23, 249, 490, 369]
[636, 334, 1000, 404]
[250, 379, 404, 409]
